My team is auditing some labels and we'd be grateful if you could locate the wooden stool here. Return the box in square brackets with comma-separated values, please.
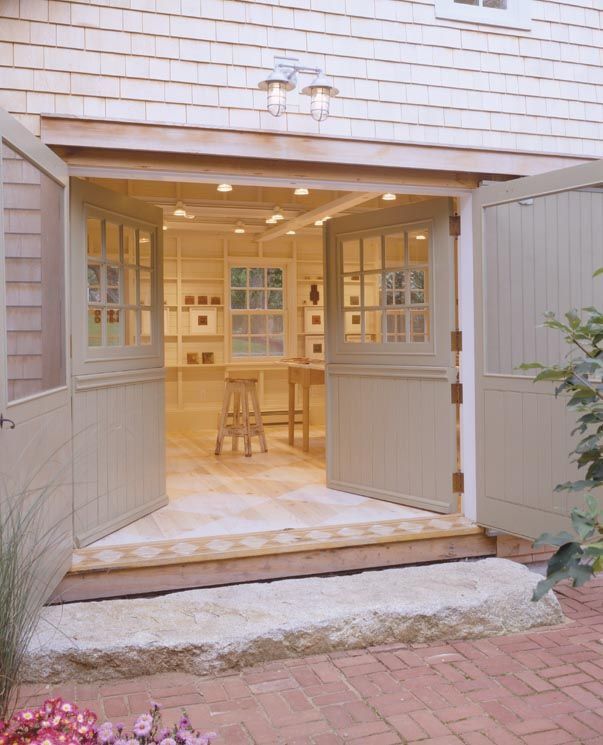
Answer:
[215, 378, 268, 457]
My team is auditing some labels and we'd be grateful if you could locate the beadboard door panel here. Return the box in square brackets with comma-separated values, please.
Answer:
[325, 200, 457, 513]
[328, 366, 455, 512]
[70, 179, 166, 547]
[474, 159, 603, 539]
[72, 373, 166, 546]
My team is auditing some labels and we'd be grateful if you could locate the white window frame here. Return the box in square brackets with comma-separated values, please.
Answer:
[226, 258, 296, 364]
[434, 0, 532, 30]
[337, 221, 434, 355]
[84, 206, 160, 360]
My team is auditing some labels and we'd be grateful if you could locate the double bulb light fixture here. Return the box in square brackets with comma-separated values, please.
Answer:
[258, 56, 339, 122]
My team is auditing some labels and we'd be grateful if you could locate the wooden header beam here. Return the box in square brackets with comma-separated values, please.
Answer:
[259, 192, 378, 242]
[41, 116, 591, 180]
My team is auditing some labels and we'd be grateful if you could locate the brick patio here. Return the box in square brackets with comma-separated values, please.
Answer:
[20, 578, 603, 744]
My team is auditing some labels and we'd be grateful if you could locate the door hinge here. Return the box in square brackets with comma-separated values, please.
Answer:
[451, 382, 463, 405]
[452, 471, 465, 494]
[450, 330, 463, 353]
[449, 214, 461, 237]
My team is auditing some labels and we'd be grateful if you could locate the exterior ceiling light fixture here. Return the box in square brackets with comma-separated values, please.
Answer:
[234, 222, 245, 234]
[416, 234, 427, 240]
[294, 187, 309, 196]
[286, 230, 296, 235]
[217, 183, 232, 192]
[258, 56, 339, 122]
[382, 193, 396, 201]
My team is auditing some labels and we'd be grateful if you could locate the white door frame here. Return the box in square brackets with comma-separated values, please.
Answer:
[62, 162, 478, 520]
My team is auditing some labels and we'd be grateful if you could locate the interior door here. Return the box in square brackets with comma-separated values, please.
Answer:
[71, 179, 167, 547]
[473, 160, 603, 539]
[0, 107, 72, 595]
[325, 198, 457, 513]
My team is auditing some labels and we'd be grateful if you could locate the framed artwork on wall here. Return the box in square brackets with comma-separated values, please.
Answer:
[189, 307, 217, 335]
[304, 306, 324, 333]
[305, 335, 324, 360]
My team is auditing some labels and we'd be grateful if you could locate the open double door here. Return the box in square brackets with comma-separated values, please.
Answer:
[0, 108, 601, 599]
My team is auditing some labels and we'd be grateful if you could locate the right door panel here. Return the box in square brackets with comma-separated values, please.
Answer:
[325, 198, 457, 513]
[473, 161, 603, 539]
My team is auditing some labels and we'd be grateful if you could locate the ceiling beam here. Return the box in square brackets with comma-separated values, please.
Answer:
[258, 192, 379, 242]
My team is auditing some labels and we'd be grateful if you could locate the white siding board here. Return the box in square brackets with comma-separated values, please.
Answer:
[0, 2, 602, 156]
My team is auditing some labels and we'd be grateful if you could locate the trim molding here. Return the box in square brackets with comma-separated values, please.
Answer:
[40, 116, 592, 178]
[328, 363, 453, 380]
[74, 366, 166, 391]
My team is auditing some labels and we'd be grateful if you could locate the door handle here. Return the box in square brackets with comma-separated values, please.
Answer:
[0, 414, 16, 430]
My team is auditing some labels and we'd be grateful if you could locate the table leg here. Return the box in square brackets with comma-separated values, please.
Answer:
[288, 381, 296, 446]
[302, 384, 310, 452]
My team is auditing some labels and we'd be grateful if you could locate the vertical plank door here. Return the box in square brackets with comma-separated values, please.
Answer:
[324, 198, 458, 513]
[70, 179, 166, 547]
[473, 160, 603, 538]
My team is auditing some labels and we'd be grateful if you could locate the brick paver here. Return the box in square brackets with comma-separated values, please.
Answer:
[19, 578, 603, 744]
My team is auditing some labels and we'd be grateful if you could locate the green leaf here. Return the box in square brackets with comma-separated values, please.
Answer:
[571, 510, 597, 541]
[547, 542, 583, 576]
[593, 267, 603, 278]
[533, 531, 576, 548]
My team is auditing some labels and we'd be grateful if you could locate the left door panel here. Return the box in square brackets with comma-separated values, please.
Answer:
[0, 108, 72, 597]
[71, 178, 166, 547]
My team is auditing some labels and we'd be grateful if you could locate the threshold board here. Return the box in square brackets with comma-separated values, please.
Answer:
[53, 514, 496, 603]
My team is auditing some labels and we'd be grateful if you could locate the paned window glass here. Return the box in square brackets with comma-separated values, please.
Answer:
[230, 266, 285, 358]
[2, 142, 66, 402]
[340, 226, 430, 344]
[86, 214, 154, 348]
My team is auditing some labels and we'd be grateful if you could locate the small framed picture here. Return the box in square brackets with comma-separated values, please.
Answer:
[198, 295, 208, 305]
[304, 306, 324, 333]
[210, 296, 221, 305]
[202, 352, 214, 364]
[187, 352, 199, 365]
[184, 295, 195, 305]
[189, 307, 217, 334]
[305, 335, 324, 360]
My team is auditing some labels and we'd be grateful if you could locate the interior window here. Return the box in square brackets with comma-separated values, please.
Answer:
[340, 226, 431, 345]
[2, 142, 66, 402]
[230, 266, 285, 358]
[86, 213, 154, 349]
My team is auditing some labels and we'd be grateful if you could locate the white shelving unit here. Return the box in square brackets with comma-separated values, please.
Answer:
[164, 231, 326, 430]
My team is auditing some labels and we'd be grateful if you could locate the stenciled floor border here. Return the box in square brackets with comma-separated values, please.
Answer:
[70, 513, 481, 573]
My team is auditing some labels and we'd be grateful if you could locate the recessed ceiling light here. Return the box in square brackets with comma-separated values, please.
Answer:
[286, 229, 296, 235]
[416, 234, 427, 240]
[271, 206, 284, 221]
[217, 183, 232, 192]
[314, 219, 324, 227]
[294, 187, 309, 196]
[266, 217, 278, 224]
[382, 193, 396, 201]
[234, 222, 245, 234]
[173, 200, 187, 217]
[162, 225, 167, 231]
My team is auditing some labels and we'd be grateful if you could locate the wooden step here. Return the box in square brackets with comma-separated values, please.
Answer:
[51, 515, 496, 603]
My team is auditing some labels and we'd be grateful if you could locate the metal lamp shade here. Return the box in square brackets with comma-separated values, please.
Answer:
[258, 67, 295, 118]
[301, 73, 339, 122]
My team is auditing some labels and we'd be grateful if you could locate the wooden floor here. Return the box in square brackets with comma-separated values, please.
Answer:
[91, 427, 433, 547]
[60, 427, 495, 602]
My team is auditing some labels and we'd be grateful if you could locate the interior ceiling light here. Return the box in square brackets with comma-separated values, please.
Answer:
[271, 207, 284, 221]
[416, 234, 427, 240]
[286, 229, 296, 235]
[266, 217, 278, 224]
[217, 183, 232, 192]
[173, 201, 187, 217]
[294, 187, 309, 196]
[323, 215, 331, 221]
[162, 225, 167, 231]
[234, 222, 245, 234]
[382, 193, 396, 201]
[258, 56, 338, 122]
[314, 219, 324, 227]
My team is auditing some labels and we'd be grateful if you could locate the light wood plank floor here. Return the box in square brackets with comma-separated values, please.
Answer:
[92, 426, 433, 548]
